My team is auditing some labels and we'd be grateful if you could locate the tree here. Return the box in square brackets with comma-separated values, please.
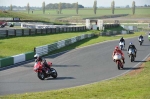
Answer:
[58, 2, 62, 14]
[132, 1, 135, 15]
[10, 4, 12, 11]
[111, 0, 115, 14]
[75, 2, 78, 14]
[144, 4, 147, 7]
[27, 3, 30, 14]
[126, 5, 130, 8]
[46, 3, 84, 9]
[42, 1, 45, 14]
[93, 0, 97, 14]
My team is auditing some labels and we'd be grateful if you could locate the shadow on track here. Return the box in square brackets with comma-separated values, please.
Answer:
[46, 77, 75, 80]
[134, 60, 147, 62]
[121, 66, 144, 70]
[141, 44, 150, 46]
[52, 64, 80, 67]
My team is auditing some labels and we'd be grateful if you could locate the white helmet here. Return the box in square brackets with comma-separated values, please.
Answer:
[34, 54, 40, 59]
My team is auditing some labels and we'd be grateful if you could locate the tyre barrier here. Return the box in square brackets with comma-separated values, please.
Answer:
[34, 34, 94, 57]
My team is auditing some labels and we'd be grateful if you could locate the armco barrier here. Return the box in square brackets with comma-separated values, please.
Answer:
[0, 51, 34, 68]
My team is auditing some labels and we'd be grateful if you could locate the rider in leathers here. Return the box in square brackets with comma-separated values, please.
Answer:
[127, 42, 137, 57]
[119, 37, 125, 46]
[112, 46, 125, 64]
[34, 54, 51, 74]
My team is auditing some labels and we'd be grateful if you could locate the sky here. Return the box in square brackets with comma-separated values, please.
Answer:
[0, 0, 150, 7]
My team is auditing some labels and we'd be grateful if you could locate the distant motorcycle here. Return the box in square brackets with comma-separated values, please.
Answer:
[148, 34, 150, 41]
[33, 60, 57, 80]
[128, 48, 135, 62]
[113, 53, 124, 70]
[138, 38, 143, 45]
[119, 42, 125, 50]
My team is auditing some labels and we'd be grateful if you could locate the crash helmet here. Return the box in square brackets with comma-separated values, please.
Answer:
[129, 42, 133, 45]
[115, 46, 119, 50]
[34, 54, 40, 59]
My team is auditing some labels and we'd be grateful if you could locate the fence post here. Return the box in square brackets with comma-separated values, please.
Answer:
[29, 29, 31, 35]
[46, 29, 47, 34]
[14, 29, 16, 36]
[22, 29, 24, 36]
[35, 29, 37, 34]
[6, 30, 8, 37]
[41, 29, 43, 34]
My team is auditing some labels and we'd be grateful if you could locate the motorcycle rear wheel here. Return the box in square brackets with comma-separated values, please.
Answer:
[37, 72, 45, 80]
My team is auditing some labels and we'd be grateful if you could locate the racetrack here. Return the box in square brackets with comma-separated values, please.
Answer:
[0, 35, 150, 95]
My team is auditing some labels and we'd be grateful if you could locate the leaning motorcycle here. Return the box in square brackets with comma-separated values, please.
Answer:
[113, 53, 124, 70]
[138, 38, 143, 45]
[33, 60, 57, 80]
[128, 49, 135, 62]
[119, 42, 124, 50]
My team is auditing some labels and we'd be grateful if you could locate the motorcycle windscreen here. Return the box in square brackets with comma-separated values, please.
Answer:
[129, 49, 135, 54]
[113, 53, 122, 60]
[119, 42, 124, 45]
[33, 62, 42, 72]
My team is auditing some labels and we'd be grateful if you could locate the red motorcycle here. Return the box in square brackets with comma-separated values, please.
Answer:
[113, 53, 124, 70]
[33, 60, 57, 80]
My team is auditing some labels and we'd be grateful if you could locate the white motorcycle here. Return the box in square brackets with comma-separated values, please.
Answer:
[128, 48, 135, 62]
[119, 42, 125, 50]
[113, 53, 124, 70]
[138, 38, 143, 45]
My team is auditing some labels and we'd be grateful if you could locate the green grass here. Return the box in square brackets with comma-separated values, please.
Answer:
[0, 32, 149, 99]
[1, 8, 150, 23]
[0, 31, 92, 59]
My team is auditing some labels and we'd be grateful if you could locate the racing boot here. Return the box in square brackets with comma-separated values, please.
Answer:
[46, 69, 51, 74]
[123, 59, 125, 64]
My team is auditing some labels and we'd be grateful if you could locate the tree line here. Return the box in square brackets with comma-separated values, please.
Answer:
[45, 3, 84, 9]
[8, 1, 137, 15]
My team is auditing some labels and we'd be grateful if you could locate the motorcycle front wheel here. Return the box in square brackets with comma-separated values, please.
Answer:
[117, 61, 121, 70]
[50, 68, 57, 78]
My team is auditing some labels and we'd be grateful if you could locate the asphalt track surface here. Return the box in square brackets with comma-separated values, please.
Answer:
[0, 35, 150, 95]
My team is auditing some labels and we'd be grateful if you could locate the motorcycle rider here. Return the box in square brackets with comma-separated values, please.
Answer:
[138, 35, 144, 41]
[34, 54, 51, 74]
[112, 46, 125, 64]
[127, 42, 137, 57]
[119, 37, 125, 47]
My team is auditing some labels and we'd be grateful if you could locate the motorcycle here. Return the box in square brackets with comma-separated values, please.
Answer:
[113, 53, 124, 70]
[119, 42, 125, 50]
[138, 38, 143, 45]
[148, 34, 150, 41]
[33, 59, 57, 80]
[128, 48, 135, 62]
